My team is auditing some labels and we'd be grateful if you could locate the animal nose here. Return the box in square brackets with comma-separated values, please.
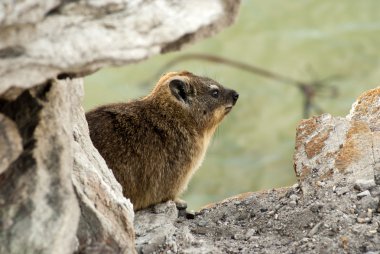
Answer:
[231, 91, 239, 104]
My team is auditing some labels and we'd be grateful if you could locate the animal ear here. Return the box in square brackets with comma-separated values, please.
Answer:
[169, 79, 187, 103]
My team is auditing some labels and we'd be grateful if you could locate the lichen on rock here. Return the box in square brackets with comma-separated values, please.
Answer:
[294, 88, 380, 195]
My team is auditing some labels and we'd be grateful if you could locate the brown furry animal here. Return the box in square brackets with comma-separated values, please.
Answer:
[86, 71, 238, 210]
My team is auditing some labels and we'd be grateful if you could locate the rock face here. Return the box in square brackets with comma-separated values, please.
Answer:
[134, 88, 380, 253]
[0, 81, 80, 254]
[294, 88, 380, 195]
[0, 0, 240, 253]
[70, 78, 135, 253]
[0, 0, 240, 93]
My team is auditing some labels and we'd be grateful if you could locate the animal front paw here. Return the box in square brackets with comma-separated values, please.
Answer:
[174, 198, 188, 210]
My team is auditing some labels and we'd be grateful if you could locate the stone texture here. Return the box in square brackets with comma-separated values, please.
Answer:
[135, 201, 219, 254]
[294, 88, 380, 195]
[69, 78, 135, 253]
[135, 185, 380, 253]
[0, 0, 240, 93]
[0, 81, 80, 254]
[0, 113, 22, 174]
[0, 77, 135, 254]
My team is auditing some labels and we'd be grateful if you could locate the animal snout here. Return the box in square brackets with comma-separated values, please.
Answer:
[231, 90, 239, 105]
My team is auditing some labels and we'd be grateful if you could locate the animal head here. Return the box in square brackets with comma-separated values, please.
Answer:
[147, 71, 239, 131]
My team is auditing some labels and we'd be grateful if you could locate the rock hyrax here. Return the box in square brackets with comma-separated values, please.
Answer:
[86, 71, 239, 210]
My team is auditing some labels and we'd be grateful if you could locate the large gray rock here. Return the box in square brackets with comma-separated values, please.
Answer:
[0, 81, 80, 254]
[70, 78, 135, 253]
[0, 0, 240, 93]
[294, 88, 380, 195]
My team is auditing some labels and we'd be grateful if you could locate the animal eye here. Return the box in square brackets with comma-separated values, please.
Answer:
[211, 89, 219, 98]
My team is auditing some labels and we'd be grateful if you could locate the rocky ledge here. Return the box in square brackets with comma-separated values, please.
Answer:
[135, 88, 380, 254]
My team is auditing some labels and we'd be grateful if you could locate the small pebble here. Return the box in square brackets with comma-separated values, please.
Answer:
[357, 211, 367, 219]
[357, 217, 371, 223]
[316, 181, 325, 187]
[197, 220, 207, 227]
[357, 190, 371, 198]
[336, 187, 350, 196]
[370, 187, 380, 197]
[232, 233, 244, 240]
[367, 208, 373, 218]
[354, 179, 376, 191]
[367, 230, 377, 236]
[289, 200, 297, 207]
[310, 203, 324, 213]
[245, 229, 257, 238]
[358, 196, 378, 210]
[308, 222, 322, 236]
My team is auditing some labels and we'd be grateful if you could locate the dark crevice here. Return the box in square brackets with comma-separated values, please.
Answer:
[45, 0, 79, 16]
[45, 137, 64, 215]
[0, 89, 43, 149]
[57, 73, 75, 80]
[34, 81, 53, 102]
[0, 45, 25, 59]
[0, 81, 52, 205]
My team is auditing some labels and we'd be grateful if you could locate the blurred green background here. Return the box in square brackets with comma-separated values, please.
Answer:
[84, 1, 380, 210]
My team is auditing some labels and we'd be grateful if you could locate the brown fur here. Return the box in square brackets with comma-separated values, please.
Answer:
[86, 71, 238, 210]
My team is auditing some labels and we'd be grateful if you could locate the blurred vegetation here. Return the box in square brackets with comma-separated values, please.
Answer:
[84, 0, 380, 210]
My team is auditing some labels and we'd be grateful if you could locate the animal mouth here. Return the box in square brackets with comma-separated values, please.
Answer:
[225, 106, 233, 114]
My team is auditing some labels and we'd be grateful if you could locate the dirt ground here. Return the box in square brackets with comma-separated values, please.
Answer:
[135, 182, 380, 253]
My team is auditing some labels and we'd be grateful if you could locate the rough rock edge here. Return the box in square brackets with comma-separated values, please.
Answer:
[294, 88, 380, 195]
[0, 80, 80, 254]
[0, 0, 241, 93]
[69, 78, 135, 253]
[0, 113, 22, 174]
[134, 88, 380, 253]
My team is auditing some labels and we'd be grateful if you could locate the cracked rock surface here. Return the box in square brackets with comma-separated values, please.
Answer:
[0, 81, 80, 254]
[0, 0, 240, 93]
[135, 88, 380, 253]
[70, 78, 135, 253]
[294, 88, 380, 195]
